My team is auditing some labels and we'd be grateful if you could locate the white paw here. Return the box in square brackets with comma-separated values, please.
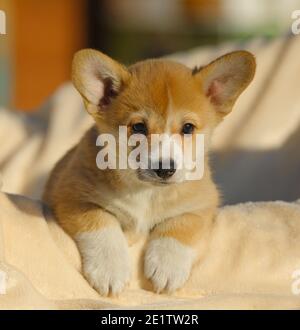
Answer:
[144, 237, 195, 293]
[76, 227, 131, 296]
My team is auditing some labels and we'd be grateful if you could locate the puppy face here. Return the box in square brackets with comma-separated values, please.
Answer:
[72, 50, 255, 185]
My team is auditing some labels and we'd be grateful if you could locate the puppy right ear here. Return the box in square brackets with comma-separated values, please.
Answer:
[72, 49, 130, 114]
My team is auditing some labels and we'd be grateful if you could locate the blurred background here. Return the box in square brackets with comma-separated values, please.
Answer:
[0, 0, 299, 111]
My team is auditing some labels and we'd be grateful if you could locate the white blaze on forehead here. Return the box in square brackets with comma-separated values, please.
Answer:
[149, 89, 205, 180]
[165, 86, 175, 135]
[148, 89, 184, 169]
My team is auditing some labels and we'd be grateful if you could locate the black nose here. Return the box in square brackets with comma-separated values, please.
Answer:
[153, 160, 176, 179]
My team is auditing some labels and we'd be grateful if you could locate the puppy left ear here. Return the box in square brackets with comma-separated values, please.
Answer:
[72, 49, 130, 114]
[194, 51, 256, 115]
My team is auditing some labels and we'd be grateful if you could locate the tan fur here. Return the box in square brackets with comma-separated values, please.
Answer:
[43, 49, 256, 295]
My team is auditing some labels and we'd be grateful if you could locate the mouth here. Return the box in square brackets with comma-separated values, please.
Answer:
[137, 169, 175, 186]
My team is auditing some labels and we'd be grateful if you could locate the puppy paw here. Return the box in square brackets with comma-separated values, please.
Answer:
[144, 237, 195, 293]
[76, 227, 131, 296]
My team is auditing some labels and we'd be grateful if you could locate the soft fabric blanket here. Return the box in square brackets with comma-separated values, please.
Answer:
[1, 192, 300, 309]
[1, 35, 300, 309]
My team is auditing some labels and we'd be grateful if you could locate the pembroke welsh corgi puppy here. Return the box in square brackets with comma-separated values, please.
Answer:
[43, 49, 255, 296]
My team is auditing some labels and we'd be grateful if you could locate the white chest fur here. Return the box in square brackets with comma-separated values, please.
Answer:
[106, 188, 161, 233]
[103, 186, 200, 235]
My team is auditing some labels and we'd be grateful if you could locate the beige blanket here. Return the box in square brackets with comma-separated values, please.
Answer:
[1, 35, 300, 309]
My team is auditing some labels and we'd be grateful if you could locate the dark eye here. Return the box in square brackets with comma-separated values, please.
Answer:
[182, 123, 195, 135]
[132, 122, 148, 135]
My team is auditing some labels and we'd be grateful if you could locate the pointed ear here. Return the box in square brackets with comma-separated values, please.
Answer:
[194, 51, 256, 115]
[72, 49, 130, 114]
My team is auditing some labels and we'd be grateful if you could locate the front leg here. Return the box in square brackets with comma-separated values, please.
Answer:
[57, 204, 131, 296]
[144, 211, 214, 293]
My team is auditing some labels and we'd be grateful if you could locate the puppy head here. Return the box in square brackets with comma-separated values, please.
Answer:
[72, 49, 256, 185]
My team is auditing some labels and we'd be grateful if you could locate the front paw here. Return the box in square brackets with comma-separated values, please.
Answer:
[77, 228, 131, 296]
[144, 237, 195, 293]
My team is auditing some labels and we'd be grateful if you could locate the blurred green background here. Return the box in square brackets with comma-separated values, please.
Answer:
[0, 0, 299, 110]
